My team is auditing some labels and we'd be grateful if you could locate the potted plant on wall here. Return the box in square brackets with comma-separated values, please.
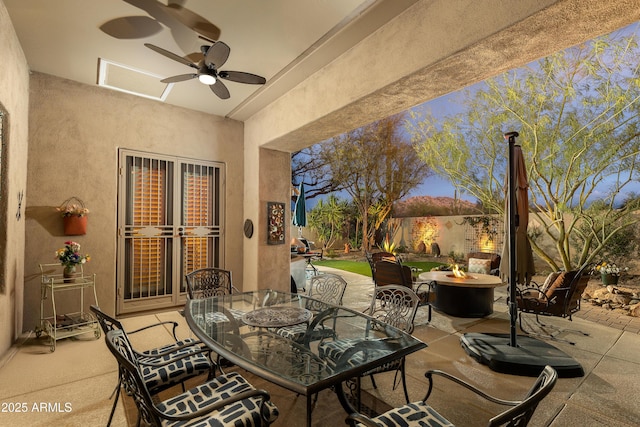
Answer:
[57, 197, 89, 235]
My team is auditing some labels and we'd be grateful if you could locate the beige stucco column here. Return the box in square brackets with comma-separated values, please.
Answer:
[243, 124, 292, 291]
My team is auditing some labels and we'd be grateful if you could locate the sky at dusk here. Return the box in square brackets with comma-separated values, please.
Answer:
[302, 21, 640, 209]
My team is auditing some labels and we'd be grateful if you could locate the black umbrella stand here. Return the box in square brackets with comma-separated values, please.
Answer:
[460, 131, 584, 378]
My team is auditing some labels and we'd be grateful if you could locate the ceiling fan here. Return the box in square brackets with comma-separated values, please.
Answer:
[144, 41, 266, 99]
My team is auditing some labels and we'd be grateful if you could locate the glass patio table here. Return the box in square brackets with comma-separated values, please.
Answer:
[184, 289, 426, 427]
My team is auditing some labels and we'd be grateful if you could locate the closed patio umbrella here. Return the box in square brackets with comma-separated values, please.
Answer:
[500, 144, 535, 288]
[499, 134, 535, 347]
[461, 132, 583, 378]
[293, 182, 306, 237]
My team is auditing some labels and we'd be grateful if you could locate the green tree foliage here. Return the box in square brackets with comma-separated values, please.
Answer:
[317, 113, 431, 251]
[408, 30, 640, 271]
[307, 194, 347, 249]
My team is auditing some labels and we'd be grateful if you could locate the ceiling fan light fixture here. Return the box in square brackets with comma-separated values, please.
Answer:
[198, 74, 216, 85]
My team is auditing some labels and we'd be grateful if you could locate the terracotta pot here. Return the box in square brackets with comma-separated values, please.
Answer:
[63, 215, 87, 235]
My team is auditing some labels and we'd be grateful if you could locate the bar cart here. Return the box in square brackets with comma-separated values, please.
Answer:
[38, 263, 101, 352]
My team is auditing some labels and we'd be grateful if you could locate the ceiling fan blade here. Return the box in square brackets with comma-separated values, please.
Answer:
[204, 41, 230, 69]
[161, 74, 197, 83]
[219, 71, 266, 85]
[144, 43, 198, 69]
[164, 3, 221, 42]
[210, 79, 230, 99]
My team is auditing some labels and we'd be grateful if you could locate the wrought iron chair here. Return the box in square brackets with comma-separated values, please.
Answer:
[185, 268, 245, 373]
[90, 305, 214, 426]
[105, 329, 279, 427]
[185, 267, 238, 299]
[346, 365, 557, 427]
[373, 259, 433, 321]
[318, 285, 420, 408]
[275, 273, 348, 343]
[516, 263, 594, 344]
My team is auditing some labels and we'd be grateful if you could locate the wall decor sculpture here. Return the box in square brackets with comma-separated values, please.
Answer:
[267, 202, 285, 245]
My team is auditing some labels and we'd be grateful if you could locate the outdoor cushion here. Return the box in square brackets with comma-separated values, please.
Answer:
[538, 271, 561, 298]
[468, 258, 491, 274]
[356, 401, 454, 427]
[542, 271, 577, 299]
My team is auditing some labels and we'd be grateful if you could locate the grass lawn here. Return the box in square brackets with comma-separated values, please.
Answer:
[313, 259, 446, 277]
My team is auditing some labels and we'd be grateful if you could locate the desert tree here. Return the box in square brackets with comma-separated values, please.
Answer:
[408, 29, 640, 271]
[318, 113, 431, 251]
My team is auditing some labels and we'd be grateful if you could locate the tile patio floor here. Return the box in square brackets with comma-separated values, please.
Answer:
[0, 266, 639, 426]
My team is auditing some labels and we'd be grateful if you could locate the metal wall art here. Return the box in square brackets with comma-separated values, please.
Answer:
[267, 202, 285, 245]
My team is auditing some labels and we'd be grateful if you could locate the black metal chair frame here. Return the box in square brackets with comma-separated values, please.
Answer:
[346, 365, 558, 427]
[516, 263, 594, 345]
[90, 305, 214, 426]
[104, 329, 278, 427]
[373, 259, 433, 322]
[318, 285, 420, 411]
[275, 273, 348, 344]
[185, 267, 238, 299]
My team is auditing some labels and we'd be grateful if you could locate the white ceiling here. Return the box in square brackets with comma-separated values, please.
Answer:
[4, 0, 417, 121]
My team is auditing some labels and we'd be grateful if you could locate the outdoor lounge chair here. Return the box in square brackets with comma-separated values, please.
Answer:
[345, 365, 557, 427]
[516, 263, 593, 344]
[365, 251, 397, 283]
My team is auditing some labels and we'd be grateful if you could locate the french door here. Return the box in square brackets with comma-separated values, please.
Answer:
[117, 150, 225, 314]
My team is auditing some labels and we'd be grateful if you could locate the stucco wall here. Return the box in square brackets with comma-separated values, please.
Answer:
[0, 0, 29, 357]
[23, 73, 244, 331]
[256, 148, 291, 291]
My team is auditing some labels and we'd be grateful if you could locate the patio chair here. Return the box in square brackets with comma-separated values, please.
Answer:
[346, 365, 557, 427]
[275, 273, 347, 343]
[318, 285, 420, 409]
[90, 305, 214, 427]
[516, 263, 593, 344]
[365, 251, 396, 283]
[185, 267, 238, 299]
[104, 329, 279, 427]
[373, 259, 433, 321]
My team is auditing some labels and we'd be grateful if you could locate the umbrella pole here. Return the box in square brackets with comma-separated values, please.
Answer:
[459, 131, 584, 378]
[506, 131, 519, 348]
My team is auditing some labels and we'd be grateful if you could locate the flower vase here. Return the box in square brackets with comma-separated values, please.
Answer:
[63, 266, 76, 283]
[601, 273, 619, 286]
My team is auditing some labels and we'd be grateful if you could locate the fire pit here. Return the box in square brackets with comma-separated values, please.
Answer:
[419, 270, 506, 317]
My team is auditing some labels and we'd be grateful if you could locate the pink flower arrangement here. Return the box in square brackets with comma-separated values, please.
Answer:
[56, 241, 90, 268]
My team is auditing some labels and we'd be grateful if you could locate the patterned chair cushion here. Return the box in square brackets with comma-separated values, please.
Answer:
[318, 338, 397, 374]
[468, 258, 492, 274]
[141, 338, 199, 356]
[192, 308, 245, 335]
[274, 323, 307, 341]
[140, 345, 212, 392]
[275, 322, 336, 343]
[157, 371, 279, 427]
[357, 401, 454, 427]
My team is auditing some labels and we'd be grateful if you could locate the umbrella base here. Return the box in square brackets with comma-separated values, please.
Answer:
[460, 332, 584, 378]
